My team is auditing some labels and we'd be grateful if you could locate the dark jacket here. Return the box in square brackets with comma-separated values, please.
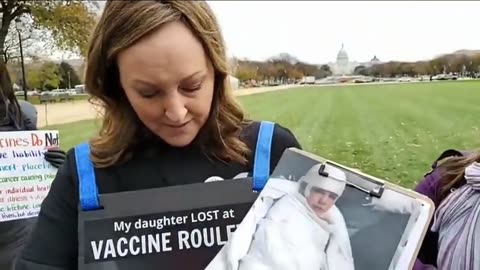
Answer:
[15, 121, 301, 270]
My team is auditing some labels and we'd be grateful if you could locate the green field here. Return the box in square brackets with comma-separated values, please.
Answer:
[45, 80, 480, 188]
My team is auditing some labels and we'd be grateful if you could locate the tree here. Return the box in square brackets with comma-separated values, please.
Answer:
[268, 53, 299, 65]
[264, 62, 277, 83]
[273, 63, 288, 81]
[58, 61, 81, 89]
[320, 64, 331, 73]
[1, 19, 46, 64]
[294, 62, 317, 77]
[309, 64, 331, 79]
[0, 1, 98, 92]
[449, 54, 470, 74]
[471, 54, 480, 73]
[429, 56, 448, 74]
[235, 65, 257, 82]
[287, 68, 303, 80]
[353, 65, 368, 76]
[26, 61, 60, 90]
[414, 61, 430, 76]
[368, 64, 383, 77]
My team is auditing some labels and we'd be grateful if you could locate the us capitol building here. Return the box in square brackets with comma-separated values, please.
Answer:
[326, 43, 382, 76]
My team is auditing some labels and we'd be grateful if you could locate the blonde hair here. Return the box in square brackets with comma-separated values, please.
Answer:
[84, 0, 250, 167]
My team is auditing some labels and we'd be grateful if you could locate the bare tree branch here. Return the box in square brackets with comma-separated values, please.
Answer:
[0, 0, 7, 10]
[11, 4, 30, 18]
[3, 20, 35, 63]
[6, 0, 15, 8]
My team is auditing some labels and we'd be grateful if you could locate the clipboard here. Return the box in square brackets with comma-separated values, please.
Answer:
[205, 147, 435, 270]
[283, 148, 435, 270]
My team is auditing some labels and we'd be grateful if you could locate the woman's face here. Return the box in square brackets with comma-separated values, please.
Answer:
[117, 21, 215, 147]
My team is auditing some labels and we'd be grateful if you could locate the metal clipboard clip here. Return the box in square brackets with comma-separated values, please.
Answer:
[325, 161, 385, 198]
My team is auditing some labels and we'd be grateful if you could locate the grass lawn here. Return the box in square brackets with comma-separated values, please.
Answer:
[44, 80, 480, 188]
[43, 119, 100, 152]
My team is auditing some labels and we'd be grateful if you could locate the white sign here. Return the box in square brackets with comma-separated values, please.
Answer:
[0, 130, 60, 222]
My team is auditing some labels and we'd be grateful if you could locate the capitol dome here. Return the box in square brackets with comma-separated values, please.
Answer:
[336, 43, 349, 62]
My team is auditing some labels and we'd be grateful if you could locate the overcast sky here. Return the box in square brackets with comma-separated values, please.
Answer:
[207, 1, 480, 64]
[86, 1, 478, 65]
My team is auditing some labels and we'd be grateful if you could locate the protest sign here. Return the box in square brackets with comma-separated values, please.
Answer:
[78, 179, 258, 270]
[0, 130, 60, 222]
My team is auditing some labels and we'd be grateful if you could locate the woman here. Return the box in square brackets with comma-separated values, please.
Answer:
[0, 66, 66, 270]
[15, 1, 301, 269]
[413, 150, 480, 270]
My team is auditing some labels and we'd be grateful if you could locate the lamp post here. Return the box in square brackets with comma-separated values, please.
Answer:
[15, 17, 27, 101]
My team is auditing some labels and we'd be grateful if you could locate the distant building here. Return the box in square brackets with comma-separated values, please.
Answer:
[326, 43, 382, 76]
[331, 43, 350, 75]
[369, 55, 381, 65]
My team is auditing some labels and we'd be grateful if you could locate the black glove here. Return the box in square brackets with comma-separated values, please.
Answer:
[44, 147, 67, 168]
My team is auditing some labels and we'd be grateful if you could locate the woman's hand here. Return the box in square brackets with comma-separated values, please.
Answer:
[44, 147, 67, 168]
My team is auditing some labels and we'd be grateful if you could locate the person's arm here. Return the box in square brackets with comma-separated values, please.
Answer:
[412, 169, 442, 270]
[414, 169, 441, 206]
[412, 259, 437, 270]
[44, 147, 67, 169]
[17, 100, 37, 131]
[15, 150, 79, 270]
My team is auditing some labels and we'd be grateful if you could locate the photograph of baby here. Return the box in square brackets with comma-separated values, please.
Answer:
[206, 148, 418, 270]
[206, 163, 354, 270]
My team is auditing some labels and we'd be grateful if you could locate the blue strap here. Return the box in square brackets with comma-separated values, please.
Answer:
[74, 142, 101, 211]
[252, 121, 275, 192]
